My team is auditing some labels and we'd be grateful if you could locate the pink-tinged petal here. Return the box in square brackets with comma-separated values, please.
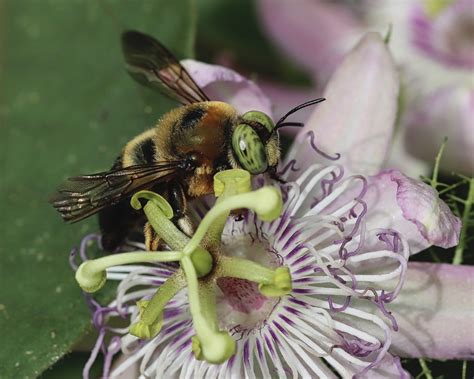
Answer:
[352, 262, 474, 360]
[363, 354, 410, 379]
[404, 85, 474, 175]
[111, 354, 140, 378]
[410, 1, 474, 69]
[383, 126, 431, 179]
[390, 262, 474, 360]
[288, 33, 400, 176]
[181, 59, 272, 117]
[257, 0, 362, 84]
[365, 170, 461, 254]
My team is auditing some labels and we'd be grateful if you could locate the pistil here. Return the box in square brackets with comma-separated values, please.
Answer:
[74, 169, 293, 365]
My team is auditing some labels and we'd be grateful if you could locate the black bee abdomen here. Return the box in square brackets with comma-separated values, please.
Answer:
[99, 198, 143, 251]
[139, 138, 156, 164]
[181, 107, 205, 129]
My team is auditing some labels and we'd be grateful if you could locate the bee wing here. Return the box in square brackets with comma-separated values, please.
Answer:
[50, 161, 187, 223]
[122, 30, 210, 105]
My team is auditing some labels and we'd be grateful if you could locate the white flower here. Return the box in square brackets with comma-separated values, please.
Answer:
[71, 36, 461, 378]
[73, 155, 411, 378]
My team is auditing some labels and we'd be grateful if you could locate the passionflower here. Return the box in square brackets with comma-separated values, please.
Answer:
[73, 158, 411, 378]
[71, 30, 468, 378]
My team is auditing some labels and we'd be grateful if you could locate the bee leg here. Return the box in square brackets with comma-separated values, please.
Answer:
[143, 183, 195, 251]
[144, 221, 161, 251]
[168, 183, 195, 237]
[268, 166, 287, 184]
[99, 199, 143, 252]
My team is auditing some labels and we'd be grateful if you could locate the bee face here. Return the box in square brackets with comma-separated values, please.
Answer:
[50, 30, 323, 251]
[231, 110, 280, 175]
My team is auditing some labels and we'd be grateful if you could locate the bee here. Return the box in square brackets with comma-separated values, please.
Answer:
[50, 30, 325, 251]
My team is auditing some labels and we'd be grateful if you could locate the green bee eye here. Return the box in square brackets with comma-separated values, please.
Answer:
[232, 124, 268, 174]
[242, 111, 275, 133]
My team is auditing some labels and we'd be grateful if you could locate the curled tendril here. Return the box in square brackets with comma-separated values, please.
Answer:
[306, 130, 341, 161]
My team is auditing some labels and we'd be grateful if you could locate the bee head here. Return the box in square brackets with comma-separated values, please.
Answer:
[231, 110, 279, 175]
[231, 98, 326, 175]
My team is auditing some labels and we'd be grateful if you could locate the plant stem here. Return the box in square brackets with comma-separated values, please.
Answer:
[452, 178, 474, 265]
[418, 358, 433, 379]
[140, 272, 186, 325]
[430, 137, 447, 191]
[218, 256, 275, 284]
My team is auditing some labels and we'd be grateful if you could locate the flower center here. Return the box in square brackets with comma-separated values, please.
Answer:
[216, 233, 280, 330]
[217, 277, 267, 313]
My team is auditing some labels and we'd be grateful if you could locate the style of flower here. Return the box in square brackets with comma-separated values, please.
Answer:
[73, 159, 411, 378]
[72, 29, 470, 379]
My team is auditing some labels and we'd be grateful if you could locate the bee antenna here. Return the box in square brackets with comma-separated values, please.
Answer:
[275, 122, 304, 128]
[275, 98, 326, 129]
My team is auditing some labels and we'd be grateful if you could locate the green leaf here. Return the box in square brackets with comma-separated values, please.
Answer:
[39, 352, 102, 379]
[196, 0, 311, 86]
[0, 1, 195, 377]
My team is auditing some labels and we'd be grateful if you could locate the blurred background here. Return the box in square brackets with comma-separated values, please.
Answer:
[0, 0, 472, 377]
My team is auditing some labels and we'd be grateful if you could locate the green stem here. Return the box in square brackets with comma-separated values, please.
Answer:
[418, 358, 433, 379]
[430, 137, 447, 191]
[85, 251, 183, 272]
[452, 178, 474, 265]
[181, 256, 205, 321]
[219, 257, 292, 297]
[131, 190, 189, 250]
[75, 251, 183, 293]
[196, 281, 218, 332]
[204, 169, 252, 246]
[181, 256, 235, 363]
[139, 271, 186, 325]
[218, 256, 275, 284]
[129, 271, 186, 339]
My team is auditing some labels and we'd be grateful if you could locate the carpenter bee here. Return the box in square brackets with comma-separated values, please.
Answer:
[50, 30, 325, 251]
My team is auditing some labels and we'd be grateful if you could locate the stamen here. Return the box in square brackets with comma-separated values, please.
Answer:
[73, 169, 292, 368]
[73, 157, 411, 377]
[219, 256, 292, 297]
[277, 159, 300, 176]
[185, 186, 283, 256]
[182, 257, 236, 363]
[75, 251, 183, 293]
[129, 272, 185, 339]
